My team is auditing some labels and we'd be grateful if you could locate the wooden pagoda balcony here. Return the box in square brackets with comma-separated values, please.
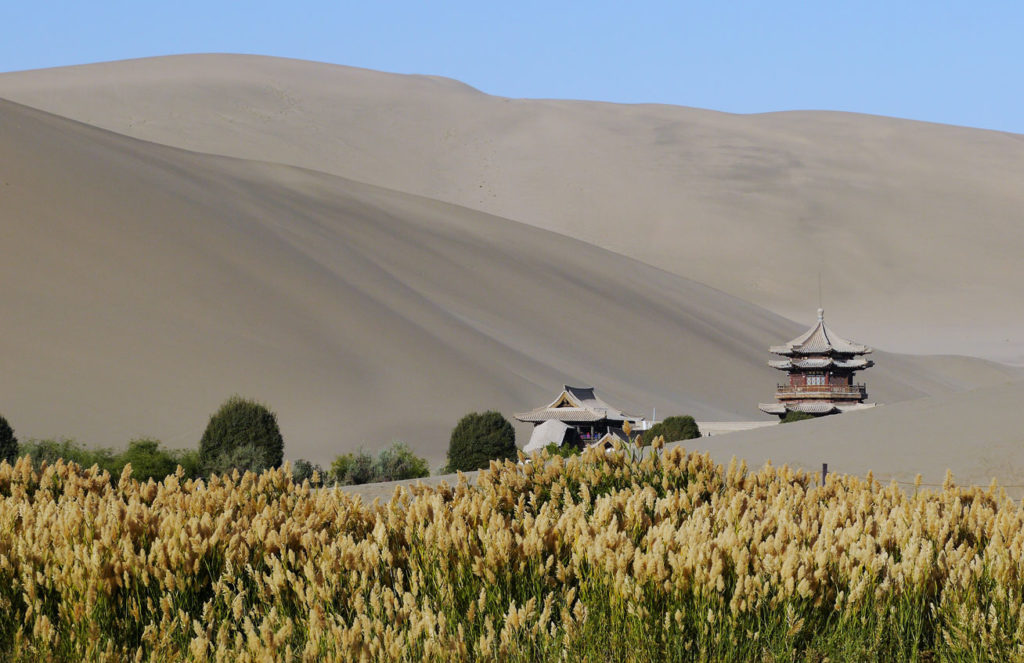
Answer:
[775, 384, 867, 400]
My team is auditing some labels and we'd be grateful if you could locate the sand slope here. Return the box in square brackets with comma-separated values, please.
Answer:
[682, 378, 1024, 497]
[1, 98, 1018, 465]
[3, 55, 1024, 361]
[345, 379, 1024, 502]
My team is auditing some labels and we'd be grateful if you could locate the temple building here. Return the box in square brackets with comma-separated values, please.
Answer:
[759, 309, 876, 417]
[515, 385, 644, 452]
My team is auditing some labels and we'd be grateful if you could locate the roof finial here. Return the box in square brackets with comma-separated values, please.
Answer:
[817, 307, 824, 322]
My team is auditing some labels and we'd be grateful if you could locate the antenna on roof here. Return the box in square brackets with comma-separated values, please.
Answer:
[818, 271, 823, 311]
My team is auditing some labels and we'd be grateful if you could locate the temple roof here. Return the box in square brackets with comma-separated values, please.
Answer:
[515, 385, 641, 424]
[769, 309, 872, 356]
[587, 429, 630, 449]
[768, 357, 873, 371]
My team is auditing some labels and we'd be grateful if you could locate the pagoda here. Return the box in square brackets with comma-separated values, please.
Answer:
[758, 309, 876, 417]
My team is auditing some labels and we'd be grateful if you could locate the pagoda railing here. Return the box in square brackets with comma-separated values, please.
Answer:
[775, 384, 866, 397]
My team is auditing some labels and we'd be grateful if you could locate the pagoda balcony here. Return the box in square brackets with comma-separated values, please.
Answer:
[775, 384, 867, 400]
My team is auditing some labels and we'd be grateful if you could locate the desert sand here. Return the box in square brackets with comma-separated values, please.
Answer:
[1, 55, 1023, 478]
[683, 378, 1024, 495]
[343, 379, 1024, 501]
[0, 96, 1019, 467]
[2, 55, 1023, 362]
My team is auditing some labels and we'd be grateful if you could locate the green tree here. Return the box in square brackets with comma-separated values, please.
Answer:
[21, 438, 118, 473]
[545, 442, 580, 458]
[328, 450, 377, 485]
[115, 438, 178, 483]
[17, 437, 196, 482]
[330, 443, 431, 485]
[781, 410, 817, 424]
[169, 449, 201, 479]
[215, 443, 270, 476]
[0, 415, 17, 465]
[640, 415, 701, 446]
[291, 459, 324, 486]
[343, 451, 376, 485]
[199, 396, 284, 477]
[375, 442, 430, 482]
[445, 411, 517, 472]
[330, 453, 355, 484]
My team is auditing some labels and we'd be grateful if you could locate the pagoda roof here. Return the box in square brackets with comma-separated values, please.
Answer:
[769, 309, 872, 356]
[758, 401, 877, 415]
[768, 357, 873, 371]
[515, 385, 641, 424]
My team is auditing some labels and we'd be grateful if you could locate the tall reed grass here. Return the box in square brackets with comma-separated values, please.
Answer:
[1, 439, 1021, 661]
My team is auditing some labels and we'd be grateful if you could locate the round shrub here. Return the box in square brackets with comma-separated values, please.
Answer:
[333, 451, 375, 485]
[0, 414, 17, 465]
[641, 415, 701, 446]
[199, 396, 284, 476]
[445, 411, 517, 472]
[375, 442, 430, 482]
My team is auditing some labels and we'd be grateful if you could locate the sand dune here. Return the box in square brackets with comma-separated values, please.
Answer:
[682, 378, 1024, 498]
[1, 98, 1017, 466]
[3, 55, 1023, 362]
[345, 379, 1024, 502]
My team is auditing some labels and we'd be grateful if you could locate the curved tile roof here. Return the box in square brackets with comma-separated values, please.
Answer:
[758, 402, 787, 415]
[770, 309, 872, 356]
[758, 401, 878, 415]
[515, 385, 641, 424]
[768, 357, 873, 370]
[789, 402, 841, 414]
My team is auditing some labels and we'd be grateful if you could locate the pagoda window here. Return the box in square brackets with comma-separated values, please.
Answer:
[806, 374, 826, 386]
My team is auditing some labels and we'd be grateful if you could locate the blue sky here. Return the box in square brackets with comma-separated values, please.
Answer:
[4, 1, 1022, 134]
